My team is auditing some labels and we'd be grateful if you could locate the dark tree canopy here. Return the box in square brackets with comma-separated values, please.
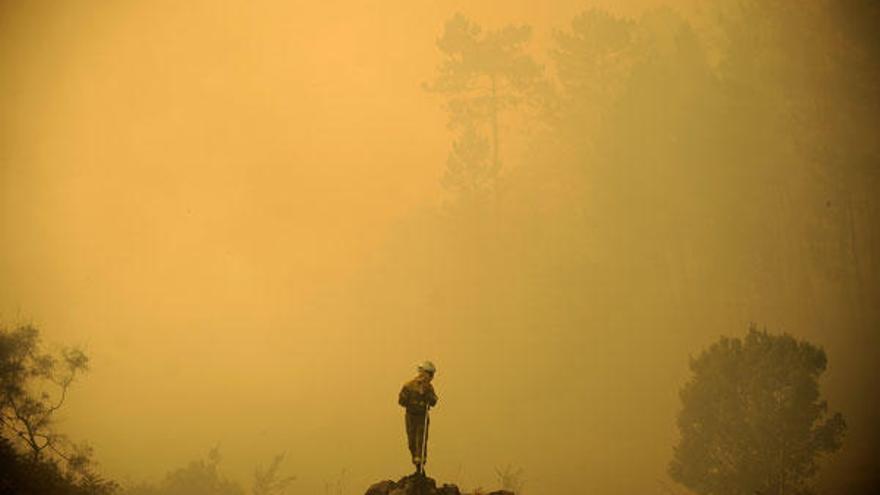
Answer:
[669, 326, 846, 495]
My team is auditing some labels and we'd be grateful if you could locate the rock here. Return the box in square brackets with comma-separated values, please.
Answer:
[438, 483, 461, 495]
[364, 474, 461, 495]
[364, 472, 516, 495]
[366, 480, 397, 495]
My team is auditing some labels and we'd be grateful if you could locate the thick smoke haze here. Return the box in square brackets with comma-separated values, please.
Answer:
[1, 1, 877, 494]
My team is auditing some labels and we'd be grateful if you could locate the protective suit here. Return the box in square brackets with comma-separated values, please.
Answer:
[398, 364, 438, 470]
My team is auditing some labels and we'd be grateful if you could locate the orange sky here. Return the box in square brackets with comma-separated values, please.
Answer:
[1, 1, 874, 494]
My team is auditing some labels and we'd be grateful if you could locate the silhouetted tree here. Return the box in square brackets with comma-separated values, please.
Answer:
[0, 436, 117, 495]
[0, 323, 117, 494]
[119, 448, 244, 495]
[494, 464, 525, 494]
[426, 13, 542, 201]
[323, 468, 348, 495]
[252, 452, 295, 495]
[669, 326, 846, 495]
[1, 323, 89, 461]
[551, 9, 635, 129]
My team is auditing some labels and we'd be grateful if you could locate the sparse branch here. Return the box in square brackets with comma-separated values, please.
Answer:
[253, 452, 296, 495]
[46, 372, 74, 415]
[1, 324, 93, 480]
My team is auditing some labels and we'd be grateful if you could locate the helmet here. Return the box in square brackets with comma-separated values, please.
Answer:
[417, 361, 436, 375]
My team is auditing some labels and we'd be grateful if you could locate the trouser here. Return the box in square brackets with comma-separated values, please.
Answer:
[405, 412, 429, 462]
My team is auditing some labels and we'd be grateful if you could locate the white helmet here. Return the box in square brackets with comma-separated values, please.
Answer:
[418, 361, 436, 374]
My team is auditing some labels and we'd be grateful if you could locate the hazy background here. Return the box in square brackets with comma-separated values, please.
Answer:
[1, 0, 877, 494]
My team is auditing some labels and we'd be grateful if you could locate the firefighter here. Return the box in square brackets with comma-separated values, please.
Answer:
[398, 361, 438, 473]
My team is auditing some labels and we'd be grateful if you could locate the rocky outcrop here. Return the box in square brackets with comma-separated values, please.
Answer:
[365, 474, 513, 495]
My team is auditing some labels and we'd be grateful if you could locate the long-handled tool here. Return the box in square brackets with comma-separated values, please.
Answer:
[418, 405, 430, 475]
